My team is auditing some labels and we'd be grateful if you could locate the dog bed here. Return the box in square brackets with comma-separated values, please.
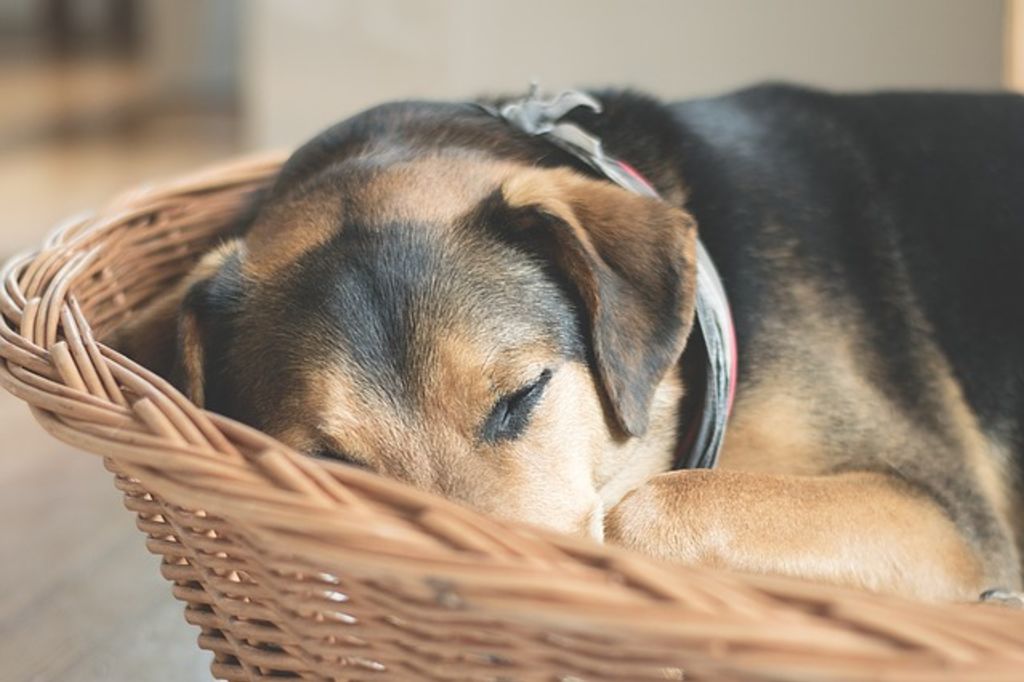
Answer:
[1, 152, 1022, 682]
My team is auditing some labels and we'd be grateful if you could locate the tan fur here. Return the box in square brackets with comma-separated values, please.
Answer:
[718, 278, 871, 475]
[592, 370, 682, 507]
[357, 156, 523, 225]
[108, 240, 242, 382]
[244, 156, 525, 279]
[177, 310, 205, 406]
[912, 323, 1020, 575]
[719, 389, 824, 476]
[604, 470, 986, 601]
[244, 188, 342, 279]
[284, 360, 607, 538]
[271, 324, 682, 541]
[502, 168, 698, 299]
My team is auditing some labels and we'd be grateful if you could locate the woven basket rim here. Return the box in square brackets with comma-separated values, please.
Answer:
[3, 151, 1024, 681]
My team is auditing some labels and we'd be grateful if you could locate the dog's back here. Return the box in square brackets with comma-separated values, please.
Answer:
[670, 84, 1024, 568]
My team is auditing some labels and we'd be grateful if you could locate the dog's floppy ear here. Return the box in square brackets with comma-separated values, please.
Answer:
[500, 168, 698, 437]
[109, 240, 242, 408]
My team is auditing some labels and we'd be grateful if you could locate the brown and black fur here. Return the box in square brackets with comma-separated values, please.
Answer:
[115, 84, 1024, 602]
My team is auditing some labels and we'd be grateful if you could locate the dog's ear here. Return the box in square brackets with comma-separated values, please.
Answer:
[109, 240, 242, 408]
[499, 169, 698, 437]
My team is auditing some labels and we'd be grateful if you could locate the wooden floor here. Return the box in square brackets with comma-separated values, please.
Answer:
[0, 81, 242, 680]
[0, 389, 215, 681]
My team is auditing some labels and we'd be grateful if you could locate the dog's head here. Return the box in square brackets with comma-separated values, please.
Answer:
[117, 102, 699, 539]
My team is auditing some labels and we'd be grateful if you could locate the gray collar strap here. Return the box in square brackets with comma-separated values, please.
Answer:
[479, 86, 737, 470]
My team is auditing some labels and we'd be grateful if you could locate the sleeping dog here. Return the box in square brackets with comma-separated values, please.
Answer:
[116, 84, 1024, 603]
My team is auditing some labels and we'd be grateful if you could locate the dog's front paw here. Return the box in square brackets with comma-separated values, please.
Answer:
[603, 471, 713, 563]
[602, 485, 652, 553]
[979, 588, 1024, 608]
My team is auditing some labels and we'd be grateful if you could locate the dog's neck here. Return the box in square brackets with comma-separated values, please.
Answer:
[552, 90, 690, 206]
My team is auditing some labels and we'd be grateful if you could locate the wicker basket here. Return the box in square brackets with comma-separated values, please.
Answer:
[2, 153, 1023, 682]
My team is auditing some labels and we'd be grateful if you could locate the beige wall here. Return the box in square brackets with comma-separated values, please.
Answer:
[142, 0, 241, 104]
[243, 0, 1007, 148]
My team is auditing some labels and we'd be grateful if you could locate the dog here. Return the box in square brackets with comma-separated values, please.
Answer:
[114, 83, 1024, 603]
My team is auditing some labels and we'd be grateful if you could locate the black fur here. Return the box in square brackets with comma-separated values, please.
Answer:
[665, 85, 1024, 478]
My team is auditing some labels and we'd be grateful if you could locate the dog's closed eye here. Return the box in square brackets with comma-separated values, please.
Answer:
[481, 369, 553, 444]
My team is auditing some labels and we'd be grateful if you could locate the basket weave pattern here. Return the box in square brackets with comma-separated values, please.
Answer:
[2, 154, 1024, 681]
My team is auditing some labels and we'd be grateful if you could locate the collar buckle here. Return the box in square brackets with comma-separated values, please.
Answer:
[483, 86, 659, 197]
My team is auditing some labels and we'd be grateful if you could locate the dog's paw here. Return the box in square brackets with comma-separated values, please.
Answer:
[979, 588, 1024, 608]
[603, 471, 713, 563]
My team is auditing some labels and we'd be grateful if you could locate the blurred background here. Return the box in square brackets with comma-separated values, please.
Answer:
[0, 1, 1020, 679]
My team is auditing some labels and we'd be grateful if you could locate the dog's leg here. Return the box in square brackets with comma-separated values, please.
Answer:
[604, 469, 1015, 602]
